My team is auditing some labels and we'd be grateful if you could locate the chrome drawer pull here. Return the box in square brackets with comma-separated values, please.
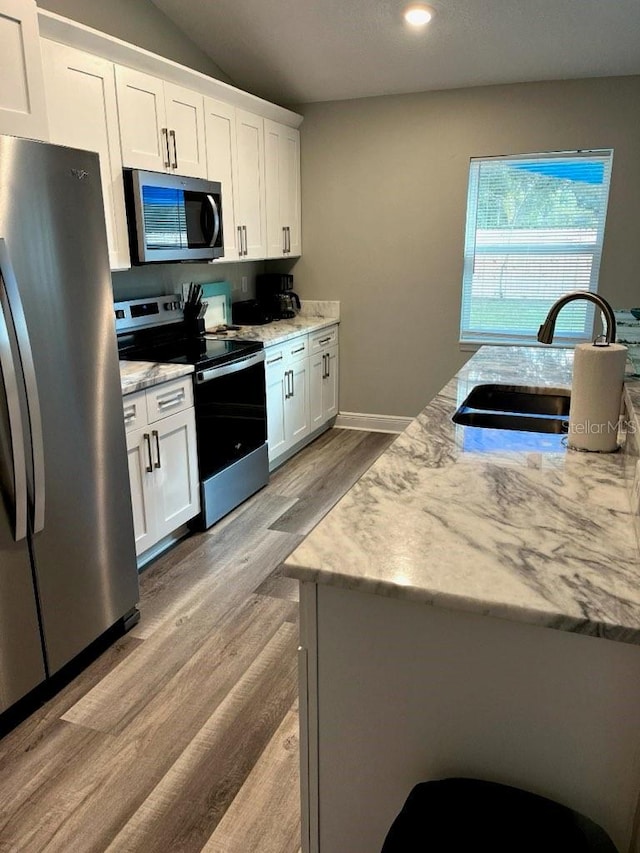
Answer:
[157, 391, 185, 408]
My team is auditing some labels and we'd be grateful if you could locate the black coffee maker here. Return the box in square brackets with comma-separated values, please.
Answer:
[256, 273, 301, 319]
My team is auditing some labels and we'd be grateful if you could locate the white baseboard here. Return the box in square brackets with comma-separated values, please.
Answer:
[335, 412, 412, 434]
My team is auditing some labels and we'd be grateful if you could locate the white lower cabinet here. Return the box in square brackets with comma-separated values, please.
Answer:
[265, 325, 339, 467]
[309, 327, 339, 430]
[123, 376, 200, 558]
[265, 336, 311, 463]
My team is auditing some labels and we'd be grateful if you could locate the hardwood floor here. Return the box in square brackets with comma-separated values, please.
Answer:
[0, 427, 395, 853]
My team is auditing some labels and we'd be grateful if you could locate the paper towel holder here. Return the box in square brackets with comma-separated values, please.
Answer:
[537, 292, 616, 346]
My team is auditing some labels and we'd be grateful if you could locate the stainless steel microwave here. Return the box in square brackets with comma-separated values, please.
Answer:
[123, 169, 224, 264]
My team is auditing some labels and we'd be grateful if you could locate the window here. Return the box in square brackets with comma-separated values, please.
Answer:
[459, 150, 613, 345]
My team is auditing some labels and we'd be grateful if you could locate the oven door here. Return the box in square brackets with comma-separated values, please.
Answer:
[194, 350, 268, 528]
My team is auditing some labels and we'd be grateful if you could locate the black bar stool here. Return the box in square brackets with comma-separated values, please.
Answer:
[381, 778, 618, 852]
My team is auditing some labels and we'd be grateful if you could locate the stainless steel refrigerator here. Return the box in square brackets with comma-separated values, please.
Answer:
[0, 135, 139, 716]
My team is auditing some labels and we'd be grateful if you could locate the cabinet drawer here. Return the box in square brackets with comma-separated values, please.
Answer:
[265, 345, 286, 372]
[310, 325, 338, 353]
[146, 376, 194, 423]
[123, 390, 147, 433]
[286, 334, 309, 363]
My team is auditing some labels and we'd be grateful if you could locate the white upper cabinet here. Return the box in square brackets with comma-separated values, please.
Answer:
[41, 40, 130, 270]
[234, 109, 267, 259]
[265, 119, 301, 258]
[204, 97, 240, 261]
[115, 66, 207, 178]
[163, 81, 207, 179]
[0, 0, 48, 140]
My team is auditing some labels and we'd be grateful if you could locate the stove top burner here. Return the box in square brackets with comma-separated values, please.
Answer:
[118, 328, 262, 371]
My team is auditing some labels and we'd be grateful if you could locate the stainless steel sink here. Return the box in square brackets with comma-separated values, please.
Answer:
[452, 384, 570, 434]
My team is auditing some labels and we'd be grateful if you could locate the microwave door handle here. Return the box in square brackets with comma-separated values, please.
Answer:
[0, 241, 45, 535]
[204, 195, 220, 248]
[0, 271, 28, 541]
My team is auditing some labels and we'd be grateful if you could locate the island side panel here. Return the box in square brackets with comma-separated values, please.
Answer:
[304, 582, 640, 853]
[299, 581, 319, 853]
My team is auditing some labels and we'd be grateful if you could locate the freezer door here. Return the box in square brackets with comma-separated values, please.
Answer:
[0, 291, 46, 711]
[0, 136, 139, 675]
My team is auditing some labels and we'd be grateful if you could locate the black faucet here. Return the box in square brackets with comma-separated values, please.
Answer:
[537, 292, 616, 346]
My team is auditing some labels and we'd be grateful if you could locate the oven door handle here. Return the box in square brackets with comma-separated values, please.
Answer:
[196, 350, 265, 383]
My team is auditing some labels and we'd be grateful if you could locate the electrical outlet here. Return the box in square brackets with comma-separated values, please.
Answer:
[241, 276, 248, 293]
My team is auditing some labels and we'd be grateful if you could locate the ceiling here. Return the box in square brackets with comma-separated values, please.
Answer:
[150, 0, 640, 107]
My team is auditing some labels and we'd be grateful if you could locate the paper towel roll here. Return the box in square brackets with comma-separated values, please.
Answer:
[568, 342, 627, 452]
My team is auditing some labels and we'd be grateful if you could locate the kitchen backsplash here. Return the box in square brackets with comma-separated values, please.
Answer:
[299, 300, 340, 319]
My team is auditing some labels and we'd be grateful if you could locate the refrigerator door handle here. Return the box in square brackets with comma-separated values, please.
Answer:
[0, 269, 28, 541]
[0, 240, 45, 535]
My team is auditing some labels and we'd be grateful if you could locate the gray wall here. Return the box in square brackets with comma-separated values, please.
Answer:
[292, 76, 640, 418]
[38, 0, 233, 82]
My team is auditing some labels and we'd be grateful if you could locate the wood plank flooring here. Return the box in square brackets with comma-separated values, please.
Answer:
[0, 427, 395, 853]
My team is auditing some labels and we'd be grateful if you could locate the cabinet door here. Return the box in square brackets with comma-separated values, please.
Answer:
[0, 0, 47, 140]
[282, 124, 301, 256]
[287, 359, 310, 445]
[204, 97, 239, 260]
[152, 408, 200, 539]
[265, 349, 288, 460]
[323, 346, 339, 420]
[235, 108, 267, 259]
[115, 65, 168, 171]
[309, 350, 325, 430]
[126, 428, 156, 556]
[164, 82, 206, 178]
[42, 41, 130, 271]
[265, 119, 301, 258]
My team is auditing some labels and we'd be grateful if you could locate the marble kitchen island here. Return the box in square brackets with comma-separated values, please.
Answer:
[284, 346, 640, 853]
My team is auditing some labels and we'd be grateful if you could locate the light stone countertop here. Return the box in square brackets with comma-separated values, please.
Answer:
[284, 345, 640, 645]
[206, 314, 338, 347]
[120, 361, 194, 396]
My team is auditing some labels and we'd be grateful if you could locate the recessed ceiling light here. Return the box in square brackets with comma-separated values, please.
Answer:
[403, 3, 435, 28]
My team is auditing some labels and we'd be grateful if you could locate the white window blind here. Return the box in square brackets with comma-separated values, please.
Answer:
[459, 150, 613, 345]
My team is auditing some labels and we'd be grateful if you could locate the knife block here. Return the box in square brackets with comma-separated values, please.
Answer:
[184, 317, 205, 337]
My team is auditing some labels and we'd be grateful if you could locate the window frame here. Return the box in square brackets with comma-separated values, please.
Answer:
[459, 149, 614, 347]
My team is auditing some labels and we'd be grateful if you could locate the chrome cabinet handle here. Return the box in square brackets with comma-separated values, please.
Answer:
[242, 225, 248, 256]
[157, 391, 185, 409]
[169, 129, 178, 169]
[1, 241, 45, 535]
[267, 353, 283, 365]
[161, 127, 171, 168]
[144, 433, 153, 473]
[292, 346, 305, 355]
[289, 369, 295, 398]
[286, 226, 291, 253]
[237, 225, 243, 256]
[0, 270, 28, 541]
[152, 430, 161, 469]
[283, 226, 287, 254]
[318, 336, 331, 345]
